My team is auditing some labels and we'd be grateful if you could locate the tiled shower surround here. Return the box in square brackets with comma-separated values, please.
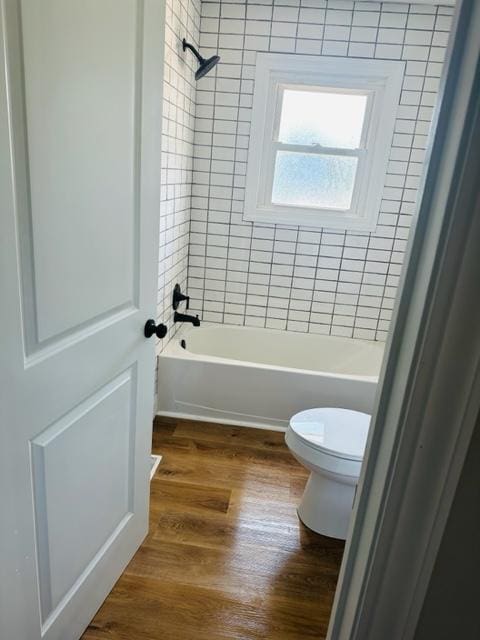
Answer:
[157, 0, 201, 351]
[184, 0, 453, 341]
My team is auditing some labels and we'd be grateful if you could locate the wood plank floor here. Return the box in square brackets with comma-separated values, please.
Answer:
[81, 418, 344, 640]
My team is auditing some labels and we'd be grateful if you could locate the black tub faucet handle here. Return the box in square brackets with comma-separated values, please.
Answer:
[172, 283, 190, 310]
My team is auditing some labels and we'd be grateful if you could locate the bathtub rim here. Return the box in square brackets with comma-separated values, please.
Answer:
[160, 322, 383, 383]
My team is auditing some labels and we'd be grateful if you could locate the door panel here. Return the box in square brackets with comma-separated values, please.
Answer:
[16, 1, 141, 347]
[0, 2, 165, 639]
[31, 369, 134, 622]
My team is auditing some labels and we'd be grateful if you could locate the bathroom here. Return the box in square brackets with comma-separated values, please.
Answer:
[150, 0, 452, 635]
[156, 0, 448, 431]
[1, 1, 479, 639]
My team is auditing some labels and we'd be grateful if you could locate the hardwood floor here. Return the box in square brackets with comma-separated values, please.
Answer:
[81, 418, 344, 640]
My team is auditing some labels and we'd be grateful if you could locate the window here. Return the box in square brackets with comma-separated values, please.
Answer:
[244, 55, 405, 231]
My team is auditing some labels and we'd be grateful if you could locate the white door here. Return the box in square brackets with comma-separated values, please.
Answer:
[0, 2, 164, 639]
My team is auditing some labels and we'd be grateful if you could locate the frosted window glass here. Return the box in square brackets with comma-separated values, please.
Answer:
[272, 152, 357, 210]
[278, 89, 367, 149]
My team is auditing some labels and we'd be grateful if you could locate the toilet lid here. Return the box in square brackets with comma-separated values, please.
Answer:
[289, 408, 371, 461]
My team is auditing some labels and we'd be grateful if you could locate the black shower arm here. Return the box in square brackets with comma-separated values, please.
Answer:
[182, 39, 205, 65]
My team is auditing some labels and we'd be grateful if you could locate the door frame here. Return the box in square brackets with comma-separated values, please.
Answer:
[328, 1, 480, 638]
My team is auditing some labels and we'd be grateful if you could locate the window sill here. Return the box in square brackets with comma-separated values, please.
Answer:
[243, 206, 378, 232]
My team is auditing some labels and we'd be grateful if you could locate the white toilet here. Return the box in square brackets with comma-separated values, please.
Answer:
[285, 407, 371, 540]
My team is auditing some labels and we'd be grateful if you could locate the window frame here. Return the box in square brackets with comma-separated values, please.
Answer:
[244, 54, 405, 231]
[267, 84, 374, 215]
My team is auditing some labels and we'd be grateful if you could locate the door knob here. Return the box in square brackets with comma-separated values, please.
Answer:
[144, 319, 167, 339]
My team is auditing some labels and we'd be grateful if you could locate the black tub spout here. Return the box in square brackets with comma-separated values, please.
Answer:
[174, 311, 200, 327]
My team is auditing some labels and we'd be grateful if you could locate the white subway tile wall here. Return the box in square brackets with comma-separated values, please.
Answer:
[187, 0, 453, 341]
[157, 0, 201, 352]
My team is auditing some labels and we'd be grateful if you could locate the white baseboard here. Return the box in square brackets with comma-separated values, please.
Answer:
[155, 410, 287, 433]
[149, 454, 162, 481]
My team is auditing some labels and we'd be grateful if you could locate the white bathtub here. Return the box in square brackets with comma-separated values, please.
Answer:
[157, 323, 385, 431]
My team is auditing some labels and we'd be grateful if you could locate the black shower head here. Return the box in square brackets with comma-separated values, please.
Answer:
[196, 54, 221, 80]
[182, 38, 220, 80]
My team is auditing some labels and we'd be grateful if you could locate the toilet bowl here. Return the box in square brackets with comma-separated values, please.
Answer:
[285, 408, 371, 540]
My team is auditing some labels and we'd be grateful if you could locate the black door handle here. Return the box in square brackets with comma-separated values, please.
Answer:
[144, 319, 168, 339]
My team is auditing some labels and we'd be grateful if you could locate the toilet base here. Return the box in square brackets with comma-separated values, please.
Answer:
[298, 471, 356, 540]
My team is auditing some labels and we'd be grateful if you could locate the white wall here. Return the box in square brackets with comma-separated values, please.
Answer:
[187, 0, 453, 341]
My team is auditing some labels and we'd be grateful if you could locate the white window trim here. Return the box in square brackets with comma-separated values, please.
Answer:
[244, 54, 405, 231]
